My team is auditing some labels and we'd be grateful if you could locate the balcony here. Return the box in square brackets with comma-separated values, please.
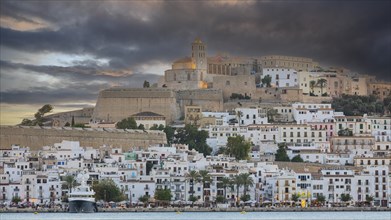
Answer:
[13, 188, 20, 192]
[144, 186, 150, 190]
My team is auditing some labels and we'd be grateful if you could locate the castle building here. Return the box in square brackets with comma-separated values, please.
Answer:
[160, 38, 208, 90]
[260, 55, 318, 72]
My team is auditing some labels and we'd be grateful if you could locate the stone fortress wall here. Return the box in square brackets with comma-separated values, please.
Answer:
[176, 89, 224, 117]
[92, 88, 179, 123]
[47, 107, 94, 126]
[212, 75, 256, 101]
[0, 126, 167, 151]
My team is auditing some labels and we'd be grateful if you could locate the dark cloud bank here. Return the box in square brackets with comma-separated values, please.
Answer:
[0, 0, 390, 106]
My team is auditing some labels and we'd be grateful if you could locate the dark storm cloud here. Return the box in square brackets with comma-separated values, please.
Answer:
[0, 60, 161, 104]
[0, 0, 390, 108]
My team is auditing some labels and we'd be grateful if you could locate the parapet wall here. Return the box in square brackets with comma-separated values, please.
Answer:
[0, 126, 167, 151]
[176, 89, 224, 116]
[92, 88, 179, 123]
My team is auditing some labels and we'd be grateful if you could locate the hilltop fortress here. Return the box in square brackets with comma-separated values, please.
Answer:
[37, 38, 391, 126]
[90, 38, 320, 124]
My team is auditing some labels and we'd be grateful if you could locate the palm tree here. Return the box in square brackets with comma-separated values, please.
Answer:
[231, 175, 243, 206]
[199, 170, 212, 206]
[236, 110, 243, 125]
[317, 78, 327, 95]
[186, 170, 200, 198]
[309, 80, 316, 94]
[240, 173, 254, 197]
[64, 175, 76, 193]
[267, 108, 278, 123]
[220, 177, 231, 203]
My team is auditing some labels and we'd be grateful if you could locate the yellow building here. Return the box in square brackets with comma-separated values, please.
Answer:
[184, 105, 202, 126]
[260, 55, 318, 71]
[368, 82, 391, 100]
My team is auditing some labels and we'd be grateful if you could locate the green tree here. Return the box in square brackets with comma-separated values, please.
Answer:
[146, 161, 154, 175]
[21, 104, 53, 126]
[154, 188, 172, 203]
[267, 108, 278, 123]
[275, 143, 290, 161]
[174, 124, 211, 156]
[231, 175, 243, 206]
[21, 118, 33, 126]
[240, 194, 250, 202]
[71, 115, 75, 127]
[215, 195, 225, 203]
[317, 79, 327, 95]
[143, 80, 150, 88]
[163, 125, 175, 144]
[261, 75, 272, 87]
[316, 194, 326, 204]
[340, 193, 352, 202]
[150, 124, 175, 144]
[116, 117, 137, 129]
[137, 124, 145, 130]
[12, 196, 21, 204]
[239, 173, 254, 196]
[138, 195, 150, 207]
[383, 95, 391, 114]
[309, 80, 316, 94]
[332, 94, 385, 116]
[199, 170, 212, 205]
[188, 195, 198, 205]
[73, 123, 86, 128]
[35, 104, 54, 126]
[220, 177, 231, 203]
[63, 175, 77, 193]
[186, 170, 200, 197]
[365, 195, 374, 204]
[292, 193, 300, 202]
[150, 124, 165, 131]
[338, 128, 353, 136]
[225, 136, 251, 160]
[291, 155, 304, 162]
[93, 179, 126, 202]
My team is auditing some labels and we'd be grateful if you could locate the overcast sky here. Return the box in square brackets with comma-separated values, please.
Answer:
[0, 0, 390, 124]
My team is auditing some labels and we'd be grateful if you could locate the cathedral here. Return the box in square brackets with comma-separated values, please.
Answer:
[159, 38, 209, 90]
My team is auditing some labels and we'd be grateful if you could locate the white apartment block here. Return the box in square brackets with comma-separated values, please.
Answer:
[367, 117, 391, 155]
[235, 107, 268, 126]
[292, 103, 335, 124]
[321, 169, 355, 204]
[335, 115, 372, 136]
[330, 136, 375, 154]
[201, 112, 235, 126]
[278, 124, 328, 144]
[272, 106, 294, 123]
[262, 68, 298, 87]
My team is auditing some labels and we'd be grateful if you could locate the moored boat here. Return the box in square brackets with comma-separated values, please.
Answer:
[68, 174, 97, 213]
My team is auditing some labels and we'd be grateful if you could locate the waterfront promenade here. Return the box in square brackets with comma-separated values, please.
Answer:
[2, 206, 390, 213]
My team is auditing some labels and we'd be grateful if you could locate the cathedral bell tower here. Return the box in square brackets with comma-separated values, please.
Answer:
[191, 38, 207, 72]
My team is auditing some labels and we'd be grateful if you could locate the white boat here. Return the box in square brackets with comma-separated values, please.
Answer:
[68, 173, 97, 213]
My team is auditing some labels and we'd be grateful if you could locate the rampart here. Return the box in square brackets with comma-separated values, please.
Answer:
[176, 89, 224, 116]
[0, 126, 167, 151]
[92, 88, 179, 123]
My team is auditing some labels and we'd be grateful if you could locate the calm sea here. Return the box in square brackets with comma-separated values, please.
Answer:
[0, 211, 390, 220]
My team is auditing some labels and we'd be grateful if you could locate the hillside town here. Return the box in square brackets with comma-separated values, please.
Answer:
[1, 39, 391, 210]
